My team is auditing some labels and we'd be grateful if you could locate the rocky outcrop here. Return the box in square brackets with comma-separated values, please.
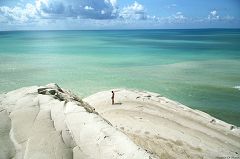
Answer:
[0, 84, 154, 159]
[84, 89, 240, 159]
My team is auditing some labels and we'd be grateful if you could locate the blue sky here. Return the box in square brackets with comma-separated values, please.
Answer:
[0, 0, 239, 30]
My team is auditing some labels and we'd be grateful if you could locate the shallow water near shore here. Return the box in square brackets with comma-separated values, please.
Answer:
[0, 29, 240, 126]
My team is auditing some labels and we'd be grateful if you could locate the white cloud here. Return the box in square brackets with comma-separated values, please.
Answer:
[166, 4, 177, 9]
[208, 10, 220, 20]
[119, 1, 146, 20]
[222, 15, 234, 21]
[101, 10, 106, 14]
[163, 12, 187, 24]
[211, 10, 217, 16]
[175, 12, 186, 20]
[0, 0, 118, 21]
[0, 3, 38, 23]
[0, 1, 238, 29]
[143, 12, 187, 24]
[107, 0, 117, 7]
[0, 0, 180, 25]
[206, 10, 236, 23]
[39, 0, 118, 19]
[84, 6, 94, 11]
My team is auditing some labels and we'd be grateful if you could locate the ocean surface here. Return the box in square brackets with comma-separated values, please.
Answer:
[0, 29, 240, 126]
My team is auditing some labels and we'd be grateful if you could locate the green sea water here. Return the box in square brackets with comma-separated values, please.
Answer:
[0, 29, 240, 126]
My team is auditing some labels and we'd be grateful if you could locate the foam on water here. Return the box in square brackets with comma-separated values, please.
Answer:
[233, 86, 240, 91]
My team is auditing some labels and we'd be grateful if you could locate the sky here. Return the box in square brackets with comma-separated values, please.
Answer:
[0, 0, 240, 30]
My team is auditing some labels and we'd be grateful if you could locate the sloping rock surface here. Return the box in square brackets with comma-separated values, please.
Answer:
[0, 84, 153, 159]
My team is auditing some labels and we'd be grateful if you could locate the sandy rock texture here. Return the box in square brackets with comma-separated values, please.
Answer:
[84, 89, 240, 159]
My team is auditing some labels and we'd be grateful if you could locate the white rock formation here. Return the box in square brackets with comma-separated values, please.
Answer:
[0, 84, 153, 159]
[84, 89, 240, 159]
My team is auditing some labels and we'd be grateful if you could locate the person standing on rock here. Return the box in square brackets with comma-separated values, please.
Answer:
[111, 91, 115, 105]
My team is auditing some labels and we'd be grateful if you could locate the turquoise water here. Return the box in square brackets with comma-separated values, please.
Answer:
[0, 29, 240, 126]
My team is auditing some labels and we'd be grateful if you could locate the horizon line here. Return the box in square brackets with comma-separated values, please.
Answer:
[1, 27, 240, 32]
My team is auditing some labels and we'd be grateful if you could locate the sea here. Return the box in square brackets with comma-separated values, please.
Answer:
[0, 29, 240, 126]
